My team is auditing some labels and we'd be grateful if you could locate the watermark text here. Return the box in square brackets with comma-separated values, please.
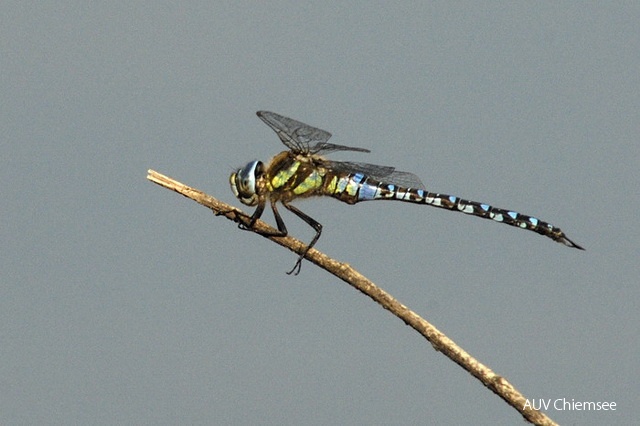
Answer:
[524, 398, 616, 411]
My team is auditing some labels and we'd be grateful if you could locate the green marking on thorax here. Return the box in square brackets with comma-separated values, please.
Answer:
[293, 169, 323, 195]
[271, 161, 300, 189]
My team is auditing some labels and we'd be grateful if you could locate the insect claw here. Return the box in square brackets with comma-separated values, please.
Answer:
[286, 256, 304, 275]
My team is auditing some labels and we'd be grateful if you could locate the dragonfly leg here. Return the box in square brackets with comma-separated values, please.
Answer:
[213, 207, 248, 227]
[282, 202, 322, 275]
[235, 202, 265, 230]
[270, 201, 289, 236]
[237, 200, 290, 239]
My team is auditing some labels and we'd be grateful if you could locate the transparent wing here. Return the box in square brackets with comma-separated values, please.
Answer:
[257, 111, 331, 152]
[324, 161, 426, 189]
[383, 170, 427, 189]
[308, 142, 370, 155]
[257, 111, 370, 155]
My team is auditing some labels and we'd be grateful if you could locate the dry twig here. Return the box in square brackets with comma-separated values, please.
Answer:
[147, 169, 557, 426]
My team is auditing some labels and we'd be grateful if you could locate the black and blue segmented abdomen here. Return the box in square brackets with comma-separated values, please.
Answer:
[327, 172, 583, 250]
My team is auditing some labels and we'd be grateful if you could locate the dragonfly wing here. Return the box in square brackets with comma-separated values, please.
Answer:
[257, 111, 332, 152]
[324, 161, 426, 189]
[325, 161, 394, 178]
[383, 170, 426, 189]
[309, 142, 371, 154]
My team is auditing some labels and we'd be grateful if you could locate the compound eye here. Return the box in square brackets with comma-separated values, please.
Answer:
[240, 176, 253, 191]
[229, 160, 262, 206]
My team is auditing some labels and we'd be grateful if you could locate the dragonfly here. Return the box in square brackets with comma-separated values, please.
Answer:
[230, 111, 584, 274]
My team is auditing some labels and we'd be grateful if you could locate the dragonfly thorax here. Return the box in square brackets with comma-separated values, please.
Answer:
[230, 160, 264, 206]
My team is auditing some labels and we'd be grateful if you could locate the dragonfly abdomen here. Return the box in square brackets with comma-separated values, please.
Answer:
[323, 172, 419, 204]
[327, 172, 583, 249]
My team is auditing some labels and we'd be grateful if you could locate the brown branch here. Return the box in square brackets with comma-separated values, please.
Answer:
[147, 169, 557, 426]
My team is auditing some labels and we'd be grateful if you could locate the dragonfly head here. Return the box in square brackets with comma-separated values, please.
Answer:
[230, 160, 263, 206]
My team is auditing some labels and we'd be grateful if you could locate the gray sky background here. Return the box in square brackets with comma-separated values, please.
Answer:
[2, 2, 638, 425]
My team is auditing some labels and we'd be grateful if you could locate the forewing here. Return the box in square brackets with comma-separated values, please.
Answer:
[309, 142, 371, 155]
[257, 111, 332, 153]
